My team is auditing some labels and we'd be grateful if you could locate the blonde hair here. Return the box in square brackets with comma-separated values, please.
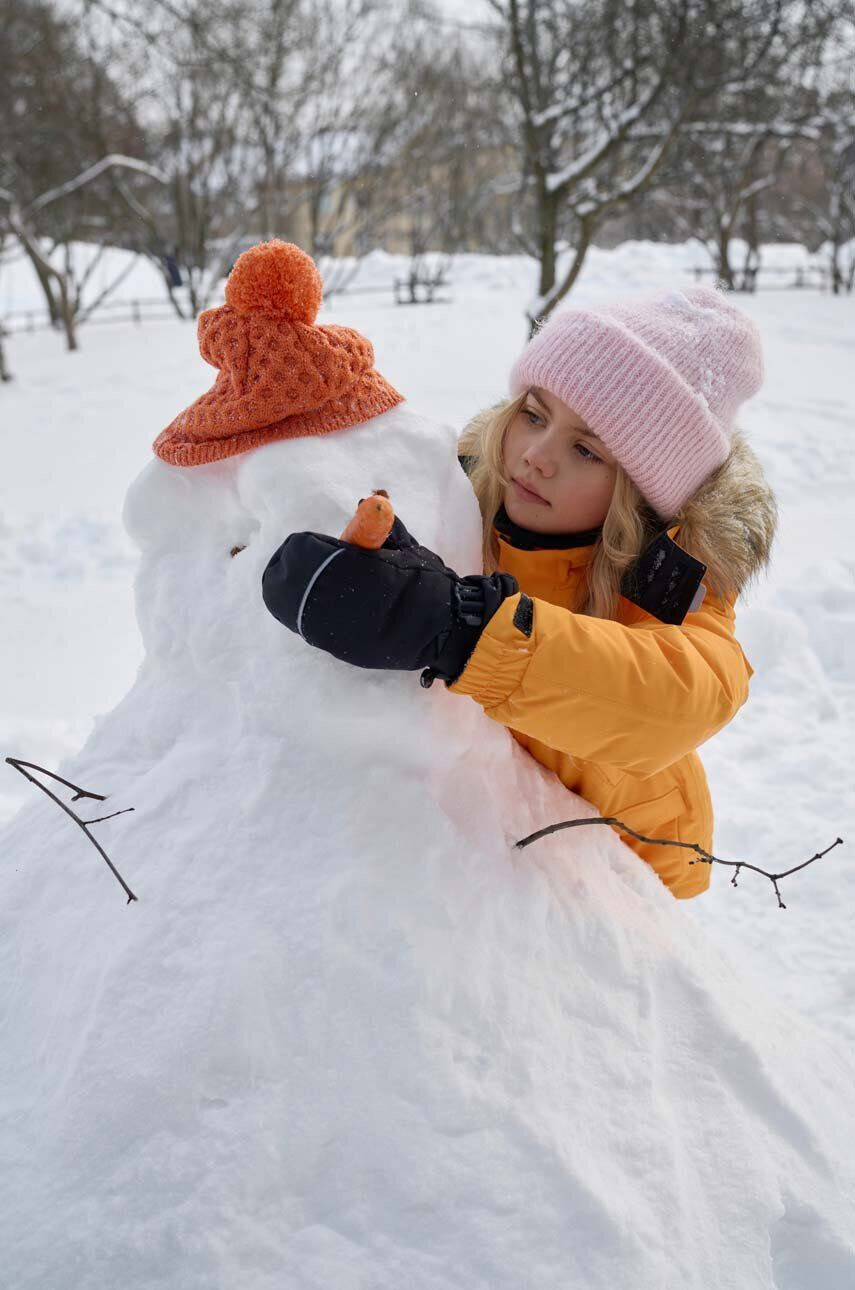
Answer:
[458, 395, 660, 620]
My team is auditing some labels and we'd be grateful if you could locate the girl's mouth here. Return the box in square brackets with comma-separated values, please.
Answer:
[513, 478, 549, 505]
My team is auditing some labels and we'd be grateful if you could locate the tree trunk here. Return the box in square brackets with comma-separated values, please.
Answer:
[831, 248, 841, 295]
[56, 276, 78, 351]
[22, 242, 61, 325]
[741, 194, 760, 292]
[716, 226, 735, 290]
[166, 279, 190, 320]
[532, 188, 559, 333]
[0, 330, 12, 382]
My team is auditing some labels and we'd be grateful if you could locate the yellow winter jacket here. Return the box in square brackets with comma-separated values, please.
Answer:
[451, 432, 777, 900]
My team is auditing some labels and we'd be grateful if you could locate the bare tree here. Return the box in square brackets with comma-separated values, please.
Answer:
[816, 121, 855, 293]
[227, 0, 324, 245]
[790, 20, 855, 293]
[651, 122, 825, 290]
[1, 0, 157, 342]
[276, 1, 418, 260]
[639, 1, 842, 289]
[277, 4, 517, 298]
[390, 24, 508, 256]
[235, 0, 481, 265]
[0, 155, 167, 349]
[486, 0, 798, 333]
[79, 0, 261, 316]
[83, 0, 411, 311]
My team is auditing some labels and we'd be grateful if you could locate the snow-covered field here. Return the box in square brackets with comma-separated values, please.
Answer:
[1, 240, 854, 1284]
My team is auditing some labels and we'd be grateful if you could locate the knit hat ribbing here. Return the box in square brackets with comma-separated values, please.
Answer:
[509, 285, 765, 519]
[153, 240, 404, 467]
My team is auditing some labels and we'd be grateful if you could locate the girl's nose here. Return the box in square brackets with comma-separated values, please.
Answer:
[524, 444, 556, 477]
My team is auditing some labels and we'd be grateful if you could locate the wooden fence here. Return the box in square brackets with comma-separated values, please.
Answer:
[2, 260, 840, 335]
[1, 296, 182, 335]
[688, 263, 834, 291]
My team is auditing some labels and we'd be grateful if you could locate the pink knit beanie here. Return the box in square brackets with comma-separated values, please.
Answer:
[509, 285, 764, 519]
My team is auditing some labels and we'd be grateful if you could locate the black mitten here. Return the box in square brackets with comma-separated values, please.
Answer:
[261, 516, 518, 685]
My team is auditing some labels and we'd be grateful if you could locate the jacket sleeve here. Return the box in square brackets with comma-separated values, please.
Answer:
[448, 591, 753, 777]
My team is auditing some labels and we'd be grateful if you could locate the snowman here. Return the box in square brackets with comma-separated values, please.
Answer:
[1, 242, 854, 1290]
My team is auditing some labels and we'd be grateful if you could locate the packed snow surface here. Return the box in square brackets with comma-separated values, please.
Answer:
[2, 241, 854, 1286]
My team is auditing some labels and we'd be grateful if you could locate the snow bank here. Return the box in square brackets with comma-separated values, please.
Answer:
[2, 406, 854, 1288]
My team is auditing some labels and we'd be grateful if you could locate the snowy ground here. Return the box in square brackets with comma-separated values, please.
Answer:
[2, 239, 853, 1054]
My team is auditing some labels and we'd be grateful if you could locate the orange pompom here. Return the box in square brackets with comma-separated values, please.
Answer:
[225, 239, 322, 323]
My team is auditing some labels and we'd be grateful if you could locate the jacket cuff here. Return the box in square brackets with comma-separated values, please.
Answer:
[447, 593, 534, 707]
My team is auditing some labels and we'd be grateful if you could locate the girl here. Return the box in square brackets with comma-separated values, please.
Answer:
[263, 285, 777, 900]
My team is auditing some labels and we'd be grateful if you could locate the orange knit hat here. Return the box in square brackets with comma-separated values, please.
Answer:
[153, 240, 404, 466]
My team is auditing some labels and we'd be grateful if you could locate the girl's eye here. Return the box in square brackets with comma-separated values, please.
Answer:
[523, 407, 544, 426]
[575, 442, 602, 463]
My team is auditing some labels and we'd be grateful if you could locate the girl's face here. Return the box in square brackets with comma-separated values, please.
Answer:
[502, 386, 618, 533]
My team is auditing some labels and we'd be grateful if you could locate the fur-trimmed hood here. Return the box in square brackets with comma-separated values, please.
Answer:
[673, 430, 777, 599]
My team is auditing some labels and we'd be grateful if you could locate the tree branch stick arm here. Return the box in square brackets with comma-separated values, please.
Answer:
[5, 758, 138, 903]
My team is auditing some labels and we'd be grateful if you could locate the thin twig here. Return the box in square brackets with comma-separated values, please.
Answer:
[82, 808, 136, 825]
[5, 758, 138, 904]
[515, 815, 843, 909]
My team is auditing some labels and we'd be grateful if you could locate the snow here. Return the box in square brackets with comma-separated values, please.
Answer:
[2, 240, 854, 1286]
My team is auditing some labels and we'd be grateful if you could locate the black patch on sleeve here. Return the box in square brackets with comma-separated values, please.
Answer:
[620, 534, 707, 626]
[512, 593, 534, 638]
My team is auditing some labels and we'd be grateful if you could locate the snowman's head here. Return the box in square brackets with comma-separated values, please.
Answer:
[152, 240, 404, 469]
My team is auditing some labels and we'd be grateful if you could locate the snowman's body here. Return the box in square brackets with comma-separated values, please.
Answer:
[1, 406, 854, 1289]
